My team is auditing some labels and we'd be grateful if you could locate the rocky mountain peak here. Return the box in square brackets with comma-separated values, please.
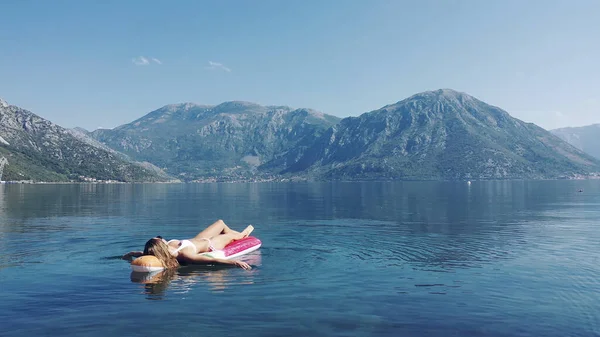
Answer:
[214, 101, 264, 111]
[370, 88, 483, 120]
[0, 97, 8, 108]
[435, 88, 466, 97]
[72, 127, 90, 134]
[160, 103, 211, 113]
[406, 88, 476, 104]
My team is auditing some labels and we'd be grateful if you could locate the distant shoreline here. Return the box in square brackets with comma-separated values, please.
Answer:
[1, 175, 599, 185]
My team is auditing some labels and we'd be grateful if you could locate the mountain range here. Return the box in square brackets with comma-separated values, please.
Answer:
[550, 124, 600, 160]
[273, 89, 600, 180]
[2, 89, 599, 183]
[89, 101, 340, 181]
[0, 98, 171, 182]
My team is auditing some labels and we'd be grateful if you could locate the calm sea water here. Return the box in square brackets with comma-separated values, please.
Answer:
[0, 180, 599, 337]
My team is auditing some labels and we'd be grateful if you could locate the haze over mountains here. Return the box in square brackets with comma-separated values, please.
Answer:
[551, 124, 600, 160]
[1, 89, 599, 182]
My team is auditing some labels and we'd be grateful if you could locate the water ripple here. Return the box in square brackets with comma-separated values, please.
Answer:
[1, 181, 600, 337]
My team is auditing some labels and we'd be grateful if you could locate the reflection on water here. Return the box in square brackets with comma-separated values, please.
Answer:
[130, 252, 263, 299]
[1, 180, 599, 337]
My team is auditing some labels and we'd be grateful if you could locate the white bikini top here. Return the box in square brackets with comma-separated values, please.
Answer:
[167, 239, 197, 252]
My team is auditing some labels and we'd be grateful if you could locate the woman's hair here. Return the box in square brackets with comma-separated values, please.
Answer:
[143, 238, 180, 269]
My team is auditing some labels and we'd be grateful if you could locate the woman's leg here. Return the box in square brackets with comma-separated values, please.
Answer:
[209, 233, 245, 250]
[193, 220, 251, 239]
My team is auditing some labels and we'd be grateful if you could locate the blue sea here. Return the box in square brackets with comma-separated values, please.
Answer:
[1, 180, 599, 337]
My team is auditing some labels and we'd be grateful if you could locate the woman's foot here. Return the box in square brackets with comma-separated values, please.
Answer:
[241, 225, 254, 238]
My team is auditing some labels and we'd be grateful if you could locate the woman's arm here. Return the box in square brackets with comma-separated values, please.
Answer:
[122, 251, 144, 261]
[181, 252, 252, 270]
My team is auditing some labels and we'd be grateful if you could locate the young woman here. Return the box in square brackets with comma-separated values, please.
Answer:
[123, 219, 254, 270]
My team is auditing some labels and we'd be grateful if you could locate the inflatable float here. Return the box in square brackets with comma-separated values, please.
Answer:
[131, 236, 262, 273]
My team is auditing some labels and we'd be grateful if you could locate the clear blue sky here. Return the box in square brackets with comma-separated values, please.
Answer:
[1, 0, 598, 131]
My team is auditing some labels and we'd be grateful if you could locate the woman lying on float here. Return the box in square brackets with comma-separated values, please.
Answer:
[122, 220, 258, 271]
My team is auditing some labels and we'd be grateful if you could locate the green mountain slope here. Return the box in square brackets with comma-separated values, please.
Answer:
[0, 99, 172, 182]
[280, 89, 600, 180]
[89, 101, 341, 181]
